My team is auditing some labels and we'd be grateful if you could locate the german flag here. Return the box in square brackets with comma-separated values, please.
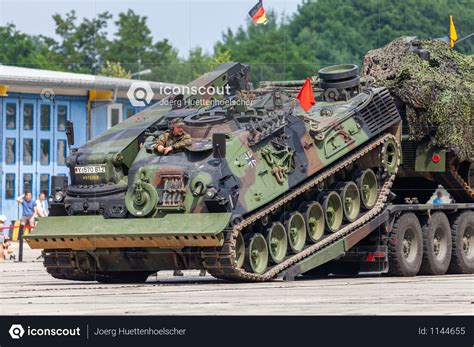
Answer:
[249, 0, 268, 25]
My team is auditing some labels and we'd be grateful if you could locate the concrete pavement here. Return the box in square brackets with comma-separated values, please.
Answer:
[0, 242, 472, 315]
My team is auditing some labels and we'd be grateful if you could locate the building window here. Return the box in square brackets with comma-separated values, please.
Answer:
[23, 139, 33, 165]
[40, 104, 51, 131]
[6, 138, 16, 164]
[40, 174, 50, 196]
[57, 140, 67, 165]
[23, 174, 33, 193]
[23, 103, 34, 130]
[40, 139, 50, 165]
[6, 103, 16, 129]
[58, 105, 68, 131]
[5, 174, 15, 199]
[107, 104, 123, 128]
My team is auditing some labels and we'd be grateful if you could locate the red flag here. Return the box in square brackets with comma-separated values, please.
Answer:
[296, 77, 315, 112]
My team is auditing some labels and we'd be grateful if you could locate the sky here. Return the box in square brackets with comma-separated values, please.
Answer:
[0, 0, 301, 57]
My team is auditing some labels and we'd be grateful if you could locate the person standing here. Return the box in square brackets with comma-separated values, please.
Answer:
[16, 191, 37, 229]
[36, 192, 49, 218]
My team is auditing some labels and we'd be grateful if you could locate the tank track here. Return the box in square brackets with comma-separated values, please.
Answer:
[203, 133, 399, 281]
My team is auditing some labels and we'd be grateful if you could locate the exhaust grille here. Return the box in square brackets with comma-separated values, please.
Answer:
[358, 88, 400, 135]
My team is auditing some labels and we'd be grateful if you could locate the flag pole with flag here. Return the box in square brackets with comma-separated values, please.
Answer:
[249, 0, 268, 25]
[449, 15, 458, 48]
[296, 77, 315, 112]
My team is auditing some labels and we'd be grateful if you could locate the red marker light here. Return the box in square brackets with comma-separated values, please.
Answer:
[432, 153, 440, 163]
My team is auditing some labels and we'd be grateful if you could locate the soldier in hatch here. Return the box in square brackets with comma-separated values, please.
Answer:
[155, 119, 192, 155]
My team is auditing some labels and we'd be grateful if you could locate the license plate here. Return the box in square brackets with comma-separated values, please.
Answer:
[74, 165, 106, 174]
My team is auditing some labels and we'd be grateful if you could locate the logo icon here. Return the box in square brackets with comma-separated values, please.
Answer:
[9, 324, 25, 339]
[127, 82, 154, 107]
[40, 88, 55, 102]
[244, 151, 257, 167]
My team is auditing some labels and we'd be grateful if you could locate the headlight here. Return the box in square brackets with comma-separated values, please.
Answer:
[54, 191, 64, 202]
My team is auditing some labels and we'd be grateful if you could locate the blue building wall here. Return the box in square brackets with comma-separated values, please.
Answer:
[0, 92, 145, 220]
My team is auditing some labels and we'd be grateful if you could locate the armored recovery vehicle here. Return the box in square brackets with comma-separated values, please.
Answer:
[26, 49, 473, 282]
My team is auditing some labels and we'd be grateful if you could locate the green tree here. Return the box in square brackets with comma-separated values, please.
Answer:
[45, 10, 112, 73]
[0, 24, 58, 69]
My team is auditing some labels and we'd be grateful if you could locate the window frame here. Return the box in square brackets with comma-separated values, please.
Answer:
[40, 103, 51, 132]
[23, 102, 35, 131]
[5, 173, 16, 200]
[23, 138, 34, 166]
[107, 103, 123, 129]
[5, 137, 16, 165]
[40, 139, 51, 166]
[23, 173, 33, 194]
[39, 174, 50, 196]
[57, 104, 68, 132]
[5, 102, 17, 130]
[57, 139, 67, 166]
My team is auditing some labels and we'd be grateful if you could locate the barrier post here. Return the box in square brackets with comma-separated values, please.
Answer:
[18, 225, 24, 262]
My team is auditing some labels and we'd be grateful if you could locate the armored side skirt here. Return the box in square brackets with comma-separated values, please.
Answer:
[25, 213, 231, 250]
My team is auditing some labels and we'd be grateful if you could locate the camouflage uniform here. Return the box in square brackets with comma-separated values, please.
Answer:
[156, 130, 192, 150]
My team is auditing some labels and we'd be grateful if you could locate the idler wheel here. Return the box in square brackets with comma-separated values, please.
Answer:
[381, 138, 401, 175]
[300, 201, 325, 243]
[284, 212, 307, 253]
[265, 222, 288, 264]
[337, 181, 361, 223]
[245, 233, 269, 275]
[320, 191, 343, 233]
[354, 169, 378, 210]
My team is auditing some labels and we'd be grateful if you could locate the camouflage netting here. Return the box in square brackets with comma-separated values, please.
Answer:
[361, 37, 474, 161]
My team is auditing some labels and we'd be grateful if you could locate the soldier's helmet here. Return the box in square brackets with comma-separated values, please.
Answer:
[169, 118, 185, 128]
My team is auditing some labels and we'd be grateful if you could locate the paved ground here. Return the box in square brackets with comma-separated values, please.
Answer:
[0, 242, 472, 315]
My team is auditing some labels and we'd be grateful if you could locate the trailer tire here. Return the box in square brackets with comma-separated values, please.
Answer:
[448, 211, 474, 274]
[419, 212, 452, 275]
[388, 213, 423, 276]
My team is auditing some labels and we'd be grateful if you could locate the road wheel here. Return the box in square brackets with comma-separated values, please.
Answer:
[284, 212, 306, 253]
[419, 212, 452, 275]
[355, 169, 378, 210]
[320, 191, 343, 233]
[388, 213, 423, 276]
[235, 232, 245, 269]
[265, 222, 288, 264]
[448, 211, 474, 274]
[338, 181, 361, 222]
[300, 201, 325, 243]
[245, 233, 269, 275]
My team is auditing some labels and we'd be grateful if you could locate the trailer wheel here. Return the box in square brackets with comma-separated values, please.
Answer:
[448, 211, 474, 274]
[419, 212, 452, 275]
[388, 213, 423, 276]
